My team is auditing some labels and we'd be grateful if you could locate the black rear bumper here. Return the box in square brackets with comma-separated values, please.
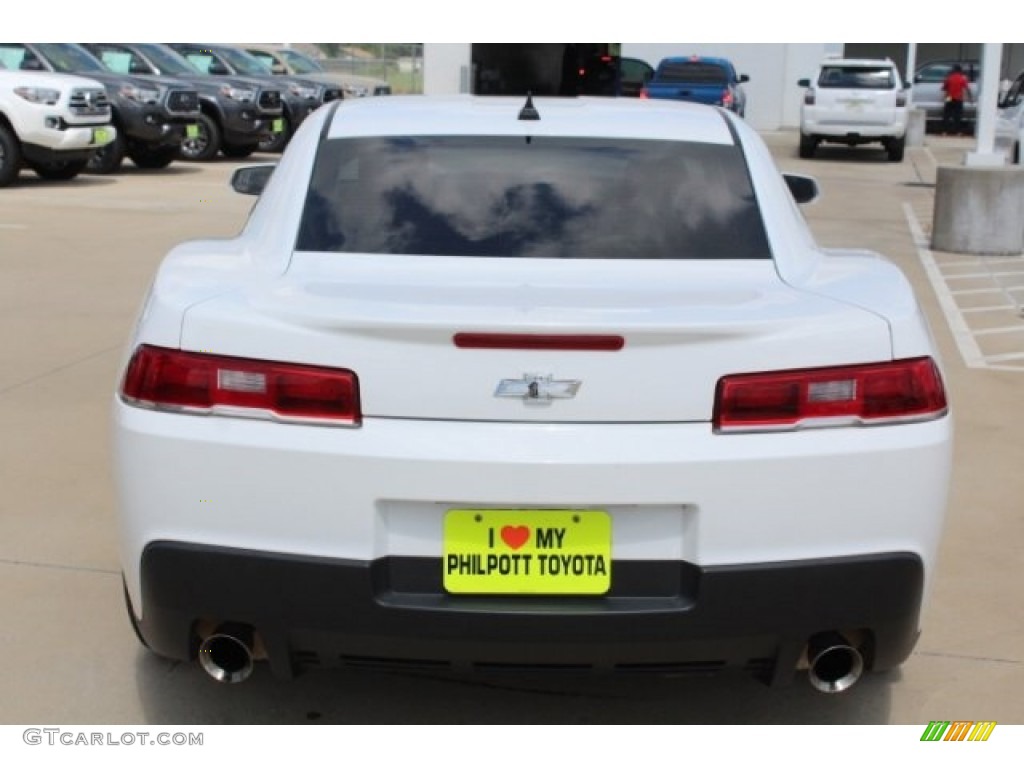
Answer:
[133, 542, 924, 685]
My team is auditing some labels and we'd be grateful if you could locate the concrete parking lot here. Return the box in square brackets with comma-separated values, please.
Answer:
[0, 133, 1021, 725]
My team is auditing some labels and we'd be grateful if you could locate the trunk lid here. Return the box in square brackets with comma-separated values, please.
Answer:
[179, 255, 894, 424]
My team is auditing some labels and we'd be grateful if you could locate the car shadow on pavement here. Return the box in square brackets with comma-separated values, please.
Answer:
[795, 147, 895, 164]
[134, 649, 894, 725]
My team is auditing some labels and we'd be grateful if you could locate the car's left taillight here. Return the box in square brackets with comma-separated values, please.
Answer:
[120, 345, 361, 427]
[713, 357, 947, 433]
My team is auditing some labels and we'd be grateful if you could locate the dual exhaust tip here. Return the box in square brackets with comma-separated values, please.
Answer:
[195, 624, 866, 692]
[806, 631, 865, 694]
[198, 623, 256, 684]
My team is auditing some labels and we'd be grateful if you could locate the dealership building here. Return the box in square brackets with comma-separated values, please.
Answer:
[422, 43, 1023, 131]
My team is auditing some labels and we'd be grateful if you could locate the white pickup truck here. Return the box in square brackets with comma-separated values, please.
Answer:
[0, 64, 115, 187]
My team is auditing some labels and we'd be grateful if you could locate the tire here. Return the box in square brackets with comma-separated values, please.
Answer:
[220, 144, 256, 159]
[129, 146, 178, 170]
[798, 134, 816, 159]
[0, 123, 22, 188]
[29, 158, 87, 181]
[257, 115, 291, 153]
[86, 130, 125, 174]
[178, 112, 221, 162]
[886, 135, 905, 163]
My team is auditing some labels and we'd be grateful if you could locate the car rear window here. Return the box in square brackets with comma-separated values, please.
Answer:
[296, 136, 771, 260]
[817, 66, 896, 89]
[655, 61, 728, 84]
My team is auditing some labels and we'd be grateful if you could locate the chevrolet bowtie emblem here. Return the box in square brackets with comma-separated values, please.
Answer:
[495, 374, 581, 405]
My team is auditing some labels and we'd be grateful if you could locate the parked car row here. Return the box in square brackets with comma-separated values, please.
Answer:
[0, 43, 353, 187]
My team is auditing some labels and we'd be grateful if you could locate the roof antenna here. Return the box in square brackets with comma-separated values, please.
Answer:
[518, 92, 540, 121]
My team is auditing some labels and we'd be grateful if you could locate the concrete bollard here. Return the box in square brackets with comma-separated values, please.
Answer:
[906, 107, 926, 148]
[931, 165, 1024, 255]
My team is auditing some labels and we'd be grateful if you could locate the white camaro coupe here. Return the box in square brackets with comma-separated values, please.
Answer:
[113, 95, 952, 692]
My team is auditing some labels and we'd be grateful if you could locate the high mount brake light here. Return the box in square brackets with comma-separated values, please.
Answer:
[454, 333, 624, 351]
[713, 357, 947, 433]
[120, 345, 361, 426]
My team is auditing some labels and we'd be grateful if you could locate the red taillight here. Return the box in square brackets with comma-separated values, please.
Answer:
[721, 88, 734, 107]
[120, 345, 361, 426]
[713, 358, 947, 433]
[804, 88, 816, 106]
[639, 87, 649, 99]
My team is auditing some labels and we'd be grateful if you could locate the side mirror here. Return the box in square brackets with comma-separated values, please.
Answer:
[230, 164, 275, 196]
[209, 61, 230, 76]
[783, 173, 819, 205]
[272, 63, 287, 75]
[739, 74, 750, 83]
[797, 78, 810, 88]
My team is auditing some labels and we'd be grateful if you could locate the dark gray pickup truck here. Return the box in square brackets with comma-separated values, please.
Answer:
[82, 43, 285, 162]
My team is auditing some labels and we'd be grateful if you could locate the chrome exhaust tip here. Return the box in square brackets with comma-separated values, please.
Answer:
[198, 623, 255, 684]
[806, 632, 864, 694]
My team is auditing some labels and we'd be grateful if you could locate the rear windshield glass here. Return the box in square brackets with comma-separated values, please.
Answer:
[817, 66, 896, 89]
[655, 62, 728, 84]
[296, 136, 770, 260]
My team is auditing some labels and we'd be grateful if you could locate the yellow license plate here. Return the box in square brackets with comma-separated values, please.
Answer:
[272, 118, 284, 133]
[91, 127, 111, 145]
[444, 509, 611, 595]
[185, 124, 200, 138]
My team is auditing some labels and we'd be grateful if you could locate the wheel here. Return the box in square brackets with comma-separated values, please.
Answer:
[220, 144, 256, 159]
[178, 112, 221, 162]
[798, 134, 817, 159]
[29, 158, 87, 181]
[886, 135, 905, 162]
[128, 146, 178, 170]
[257, 115, 291, 153]
[86, 129, 125, 174]
[0, 124, 22, 187]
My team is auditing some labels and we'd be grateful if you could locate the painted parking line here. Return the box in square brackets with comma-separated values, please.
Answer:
[903, 202, 986, 369]
[903, 202, 1024, 372]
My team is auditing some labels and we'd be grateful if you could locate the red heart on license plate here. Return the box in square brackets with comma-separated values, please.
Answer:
[501, 525, 530, 550]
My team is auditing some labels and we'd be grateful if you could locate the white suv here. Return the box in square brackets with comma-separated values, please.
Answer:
[798, 58, 909, 162]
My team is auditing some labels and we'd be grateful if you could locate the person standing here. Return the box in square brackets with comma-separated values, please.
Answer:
[941, 64, 973, 135]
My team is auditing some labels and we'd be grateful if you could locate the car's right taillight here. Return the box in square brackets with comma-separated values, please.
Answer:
[713, 357, 947, 433]
[804, 88, 816, 106]
[120, 345, 361, 427]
